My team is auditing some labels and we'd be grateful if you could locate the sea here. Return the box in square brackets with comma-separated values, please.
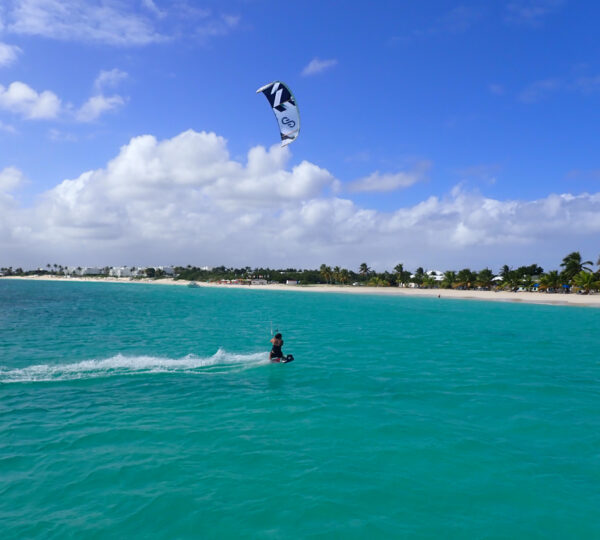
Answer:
[1, 279, 599, 539]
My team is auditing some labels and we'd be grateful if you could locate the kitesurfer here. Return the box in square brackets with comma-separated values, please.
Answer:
[270, 333, 284, 361]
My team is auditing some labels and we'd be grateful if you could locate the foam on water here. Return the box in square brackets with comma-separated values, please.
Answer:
[0, 349, 270, 383]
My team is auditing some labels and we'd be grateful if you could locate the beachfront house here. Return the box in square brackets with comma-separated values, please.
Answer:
[426, 270, 444, 282]
[66, 266, 103, 276]
[81, 267, 103, 276]
[109, 266, 133, 278]
[251, 279, 268, 285]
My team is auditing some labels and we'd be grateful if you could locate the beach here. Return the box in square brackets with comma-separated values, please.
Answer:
[3, 274, 600, 307]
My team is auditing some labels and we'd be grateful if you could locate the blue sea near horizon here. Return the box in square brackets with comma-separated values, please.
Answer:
[1, 279, 599, 539]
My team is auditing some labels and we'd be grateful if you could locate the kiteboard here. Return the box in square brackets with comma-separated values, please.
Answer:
[271, 354, 294, 364]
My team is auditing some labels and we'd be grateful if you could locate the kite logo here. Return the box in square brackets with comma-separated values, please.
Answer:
[281, 117, 296, 128]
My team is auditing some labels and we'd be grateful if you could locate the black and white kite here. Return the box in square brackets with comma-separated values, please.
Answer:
[256, 81, 300, 146]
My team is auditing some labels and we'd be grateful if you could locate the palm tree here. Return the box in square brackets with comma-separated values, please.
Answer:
[319, 264, 332, 284]
[476, 268, 494, 289]
[521, 274, 534, 291]
[456, 268, 475, 289]
[367, 275, 390, 287]
[560, 252, 593, 282]
[339, 268, 350, 284]
[501, 270, 522, 291]
[412, 267, 425, 288]
[442, 270, 457, 289]
[394, 264, 411, 287]
[539, 270, 561, 292]
[572, 271, 600, 293]
[333, 266, 341, 284]
[422, 274, 437, 288]
[359, 262, 371, 277]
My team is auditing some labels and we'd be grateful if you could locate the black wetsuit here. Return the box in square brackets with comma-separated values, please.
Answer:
[270, 340, 284, 359]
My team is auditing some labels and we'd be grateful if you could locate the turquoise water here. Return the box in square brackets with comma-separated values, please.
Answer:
[1, 280, 599, 539]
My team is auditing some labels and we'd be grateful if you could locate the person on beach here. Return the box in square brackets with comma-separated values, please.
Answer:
[270, 333, 284, 361]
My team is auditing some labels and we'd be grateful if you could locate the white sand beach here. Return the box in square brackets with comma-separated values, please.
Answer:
[3, 275, 600, 308]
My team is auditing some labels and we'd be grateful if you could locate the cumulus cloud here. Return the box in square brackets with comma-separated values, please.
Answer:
[0, 81, 61, 119]
[348, 161, 431, 193]
[302, 58, 338, 76]
[0, 166, 25, 192]
[2, 129, 600, 270]
[76, 94, 125, 122]
[0, 42, 22, 67]
[0, 167, 26, 241]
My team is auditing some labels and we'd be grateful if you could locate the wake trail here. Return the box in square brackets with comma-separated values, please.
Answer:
[0, 349, 270, 383]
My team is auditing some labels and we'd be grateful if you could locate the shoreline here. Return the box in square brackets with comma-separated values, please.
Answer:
[3, 275, 600, 308]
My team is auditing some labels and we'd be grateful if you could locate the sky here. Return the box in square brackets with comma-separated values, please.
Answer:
[1, 0, 599, 273]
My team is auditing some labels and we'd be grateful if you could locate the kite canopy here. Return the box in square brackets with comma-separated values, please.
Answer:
[256, 81, 300, 146]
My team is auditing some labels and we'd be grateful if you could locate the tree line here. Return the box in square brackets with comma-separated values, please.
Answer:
[173, 251, 600, 292]
[3, 251, 599, 292]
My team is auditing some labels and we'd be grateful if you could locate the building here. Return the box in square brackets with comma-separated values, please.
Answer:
[109, 266, 133, 278]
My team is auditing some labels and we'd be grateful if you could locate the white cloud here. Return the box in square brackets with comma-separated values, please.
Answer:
[7, 0, 165, 45]
[2, 129, 600, 271]
[348, 162, 431, 192]
[0, 42, 22, 67]
[302, 57, 338, 76]
[76, 94, 125, 122]
[0, 81, 61, 119]
[94, 68, 128, 92]
[0, 166, 25, 192]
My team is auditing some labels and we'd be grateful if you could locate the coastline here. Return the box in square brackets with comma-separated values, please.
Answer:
[3, 274, 600, 308]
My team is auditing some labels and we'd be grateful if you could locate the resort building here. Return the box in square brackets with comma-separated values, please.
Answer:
[426, 270, 444, 282]
[157, 266, 174, 276]
[109, 266, 134, 278]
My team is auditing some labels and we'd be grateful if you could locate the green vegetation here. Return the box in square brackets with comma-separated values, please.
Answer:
[2, 251, 600, 293]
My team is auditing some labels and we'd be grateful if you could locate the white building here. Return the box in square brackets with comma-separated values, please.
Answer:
[157, 266, 174, 276]
[81, 267, 103, 276]
[426, 270, 444, 282]
[109, 266, 134, 278]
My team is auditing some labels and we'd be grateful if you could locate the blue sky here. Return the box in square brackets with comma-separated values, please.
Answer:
[1, 0, 599, 271]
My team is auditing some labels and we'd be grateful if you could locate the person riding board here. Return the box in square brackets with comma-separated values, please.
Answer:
[270, 333, 284, 362]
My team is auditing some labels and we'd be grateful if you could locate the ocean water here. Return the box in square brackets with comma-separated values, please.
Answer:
[1, 280, 599, 539]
